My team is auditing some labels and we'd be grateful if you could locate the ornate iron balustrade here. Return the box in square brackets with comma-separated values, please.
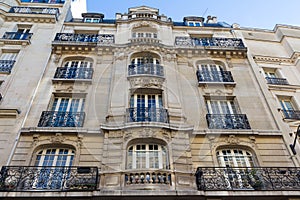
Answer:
[54, 67, 93, 79]
[265, 77, 289, 85]
[54, 33, 114, 45]
[0, 166, 98, 191]
[206, 114, 251, 129]
[126, 107, 169, 123]
[282, 110, 300, 120]
[20, 0, 65, 3]
[175, 37, 245, 48]
[2, 32, 33, 40]
[9, 7, 59, 17]
[125, 171, 171, 185]
[195, 167, 300, 191]
[128, 64, 164, 77]
[37, 111, 85, 127]
[0, 60, 15, 73]
[196, 70, 234, 82]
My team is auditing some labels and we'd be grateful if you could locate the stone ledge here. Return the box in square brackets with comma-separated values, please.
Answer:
[0, 108, 20, 118]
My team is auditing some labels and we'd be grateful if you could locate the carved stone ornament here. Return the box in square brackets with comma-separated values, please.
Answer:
[50, 133, 65, 143]
[140, 128, 156, 138]
[226, 135, 240, 144]
[32, 134, 40, 147]
[124, 131, 132, 141]
[129, 77, 164, 89]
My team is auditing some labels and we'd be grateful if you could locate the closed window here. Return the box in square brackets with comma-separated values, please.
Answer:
[217, 149, 254, 168]
[51, 97, 85, 112]
[127, 144, 169, 169]
[206, 99, 238, 114]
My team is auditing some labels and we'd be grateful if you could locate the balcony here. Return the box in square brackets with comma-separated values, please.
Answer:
[53, 33, 114, 44]
[175, 37, 245, 49]
[125, 170, 171, 185]
[20, 0, 65, 4]
[126, 108, 169, 123]
[0, 166, 98, 191]
[10, 6, 59, 15]
[54, 67, 93, 80]
[196, 70, 234, 83]
[282, 110, 300, 120]
[37, 111, 85, 127]
[0, 60, 15, 74]
[196, 167, 300, 191]
[128, 64, 164, 77]
[2, 32, 32, 40]
[265, 77, 289, 85]
[206, 114, 251, 129]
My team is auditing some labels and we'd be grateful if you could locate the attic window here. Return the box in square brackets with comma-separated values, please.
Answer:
[84, 18, 101, 23]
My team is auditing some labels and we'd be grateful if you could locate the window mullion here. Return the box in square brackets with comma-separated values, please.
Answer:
[146, 145, 149, 168]
[66, 99, 72, 112]
[132, 146, 136, 169]
[158, 146, 163, 169]
[55, 98, 61, 111]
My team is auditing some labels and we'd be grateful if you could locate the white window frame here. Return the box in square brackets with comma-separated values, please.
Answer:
[0, 52, 18, 60]
[206, 99, 238, 114]
[217, 149, 254, 168]
[51, 97, 85, 112]
[130, 94, 163, 108]
[131, 57, 160, 65]
[127, 144, 168, 169]
[63, 60, 93, 68]
[35, 148, 75, 167]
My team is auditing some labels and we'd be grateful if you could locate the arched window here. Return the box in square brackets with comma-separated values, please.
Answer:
[32, 148, 75, 189]
[35, 148, 75, 167]
[127, 144, 169, 169]
[217, 148, 254, 168]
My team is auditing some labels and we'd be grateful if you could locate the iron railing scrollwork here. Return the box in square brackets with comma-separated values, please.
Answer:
[126, 107, 169, 123]
[54, 67, 93, 79]
[2, 32, 33, 40]
[128, 64, 164, 77]
[196, 167, 300, 191]
[37, 111, 85, 127]
[0, 166, 98, 191]
[206, 114, 251, 129]
[175, 37, 246, 49]
[265, 77, 289, 85]
[9, 7, 59, 18]
[125, 171, 171, 185]
[0, 60, 15, 73]
[196, 70, 234, 83]
[54, 33, 114, 44]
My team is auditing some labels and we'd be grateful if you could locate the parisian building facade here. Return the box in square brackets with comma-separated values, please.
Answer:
[0, 0, 300, 200]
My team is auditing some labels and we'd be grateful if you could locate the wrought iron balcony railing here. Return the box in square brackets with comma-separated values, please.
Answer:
[126, 107, 169, 123]
[206, 114, 251, 129]
[125, 170, 171, 185]
[196, 167, 300, 191]
[2, 32, 33, 40]
[54, 67, 93, 80]
[20, 0, 65, 3]
[0, 166, 98, 191]
[175, 37, 245, 48]
[53, 33, 114, 45]
[0, 60, 15, 74]
[196, 70, 234, 83]
[37, 111, 85, 127]
[9, 7, 59, 18]
[265, 77, 289, 85]
[282, 110, 300, 120]
[128, 64, 164, 77]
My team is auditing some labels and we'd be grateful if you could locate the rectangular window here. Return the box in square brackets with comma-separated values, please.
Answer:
[0, 52, 18, 60]
[51, 97, 85, 112]
[206, 99, 238, 114]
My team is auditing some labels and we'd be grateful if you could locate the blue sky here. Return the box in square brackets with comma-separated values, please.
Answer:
[86, 0, 300, 30]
